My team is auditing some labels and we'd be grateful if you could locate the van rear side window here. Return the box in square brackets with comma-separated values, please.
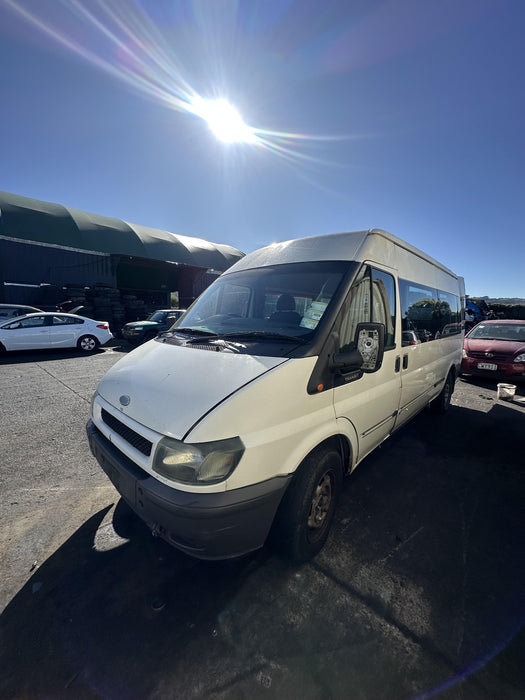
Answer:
[400, 279, 461, 342]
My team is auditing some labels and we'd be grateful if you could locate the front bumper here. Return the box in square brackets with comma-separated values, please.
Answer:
[461, 358, 525, 381]
[87, 419, 292, 560]
[121, 330, 146, 342]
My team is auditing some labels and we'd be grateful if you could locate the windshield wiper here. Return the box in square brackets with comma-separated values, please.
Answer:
[221, 331, 307, 343]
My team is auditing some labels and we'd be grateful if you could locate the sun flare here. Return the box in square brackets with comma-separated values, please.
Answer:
[189, 97, 258, 144]
[4, 0, 342, 163]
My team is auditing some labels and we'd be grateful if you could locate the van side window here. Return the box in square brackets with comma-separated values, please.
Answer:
[400, 281, 438, 342]
[371, 268, 396, 348]
[400, 279, 461, 341]
[436, 290, 462, 336]
[338, 266, 396, 352]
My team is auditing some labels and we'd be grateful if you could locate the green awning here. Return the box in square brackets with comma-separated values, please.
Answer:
[0, 190, 243, 271]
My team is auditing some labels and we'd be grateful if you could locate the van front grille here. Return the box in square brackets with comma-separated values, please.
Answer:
[101, 408, 152, 456]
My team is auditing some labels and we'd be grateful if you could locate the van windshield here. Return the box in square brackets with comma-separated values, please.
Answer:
[172, 261, 351, 351]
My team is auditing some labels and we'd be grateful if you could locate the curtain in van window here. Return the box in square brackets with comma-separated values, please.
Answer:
[339, 269, 371, 351]
[372, 269, 395, 347]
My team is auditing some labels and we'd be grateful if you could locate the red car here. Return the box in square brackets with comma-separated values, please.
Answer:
[461, 319, 525, 381]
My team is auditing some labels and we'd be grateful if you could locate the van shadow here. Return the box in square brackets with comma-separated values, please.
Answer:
[329, 398, 525, 693]
[0, 504, 269, 699]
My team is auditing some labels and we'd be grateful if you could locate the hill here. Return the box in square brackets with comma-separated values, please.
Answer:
[472, 297, 525, 306]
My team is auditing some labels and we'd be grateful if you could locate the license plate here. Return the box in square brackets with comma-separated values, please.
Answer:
[477, 362, 497, 371]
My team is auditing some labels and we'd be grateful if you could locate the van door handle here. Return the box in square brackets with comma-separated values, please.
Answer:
[395, 356, 401, 372]
[403, 354, 409, 370]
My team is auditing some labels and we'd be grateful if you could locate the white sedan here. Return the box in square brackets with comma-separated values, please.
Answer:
[0, 313, 113, 353]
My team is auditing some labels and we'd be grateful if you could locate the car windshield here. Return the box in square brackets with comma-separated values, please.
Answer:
[468, 323, 525, 341]
[147, 311, 168, 323]
[174, 261, 351, 345]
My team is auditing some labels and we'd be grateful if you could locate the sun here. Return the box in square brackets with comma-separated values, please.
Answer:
[189, 97, 258, 144]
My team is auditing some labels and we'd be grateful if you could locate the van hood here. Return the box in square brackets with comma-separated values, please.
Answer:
[96, 340, 287, 439]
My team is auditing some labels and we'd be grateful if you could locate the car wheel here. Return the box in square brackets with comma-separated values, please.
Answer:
[0, 342, 6, 354]
[430, 369, 454, 414]
[273, 446, 343, 562]
[77, 335, 99, 353]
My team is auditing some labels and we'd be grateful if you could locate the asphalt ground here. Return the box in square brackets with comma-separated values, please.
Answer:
[0, 343, 524, 700]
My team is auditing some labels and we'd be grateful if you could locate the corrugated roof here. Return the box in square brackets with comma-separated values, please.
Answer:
[0, 190, 243, 271]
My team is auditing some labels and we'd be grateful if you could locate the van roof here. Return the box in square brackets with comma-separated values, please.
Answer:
[227, 229, 459, 280]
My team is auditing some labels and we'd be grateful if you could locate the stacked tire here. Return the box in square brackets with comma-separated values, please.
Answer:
[122, 295, 147, 323]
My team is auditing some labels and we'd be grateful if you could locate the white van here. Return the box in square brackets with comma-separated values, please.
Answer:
[87, 229, 465, 561]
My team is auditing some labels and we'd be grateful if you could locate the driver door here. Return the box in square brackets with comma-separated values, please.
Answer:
[333, 266, 401, 463]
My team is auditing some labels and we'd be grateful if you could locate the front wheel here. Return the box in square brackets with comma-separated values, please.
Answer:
[77, 335, 99, 353]
[273, 446, 343, 562]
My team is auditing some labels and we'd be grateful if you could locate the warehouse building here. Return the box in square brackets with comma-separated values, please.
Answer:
[0, 190, 243, 331]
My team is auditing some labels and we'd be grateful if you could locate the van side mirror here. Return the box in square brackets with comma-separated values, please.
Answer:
[355, 322, 385, 372]
[330, 323, 385, 377]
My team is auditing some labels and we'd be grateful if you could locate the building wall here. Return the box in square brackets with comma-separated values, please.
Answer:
[0, 237, 114, 305]
[0, 236, 221, 329]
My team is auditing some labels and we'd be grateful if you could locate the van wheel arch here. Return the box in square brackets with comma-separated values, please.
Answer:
[271, 436, 350, 562]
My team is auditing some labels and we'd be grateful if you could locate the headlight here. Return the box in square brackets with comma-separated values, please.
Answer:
[462, 348, 468, 357]
[134, 326, 144, 331]
[514, 353, 525, 363]
[153, 436, 244, 484]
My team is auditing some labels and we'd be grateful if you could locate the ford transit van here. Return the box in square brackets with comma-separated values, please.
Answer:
[87, 229, 465, 561]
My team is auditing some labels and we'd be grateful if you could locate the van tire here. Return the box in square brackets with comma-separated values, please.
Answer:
[274, 446, 343, 562]
[429, 370, 454, 414]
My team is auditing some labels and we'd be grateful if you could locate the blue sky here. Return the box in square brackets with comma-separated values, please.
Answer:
[1, 0, 523, 298]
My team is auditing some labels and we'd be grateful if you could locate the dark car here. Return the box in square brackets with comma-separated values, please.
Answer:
[121, 309, 186, 345]
[0, 303, 42, 320]
[461, 319, 525, 381]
